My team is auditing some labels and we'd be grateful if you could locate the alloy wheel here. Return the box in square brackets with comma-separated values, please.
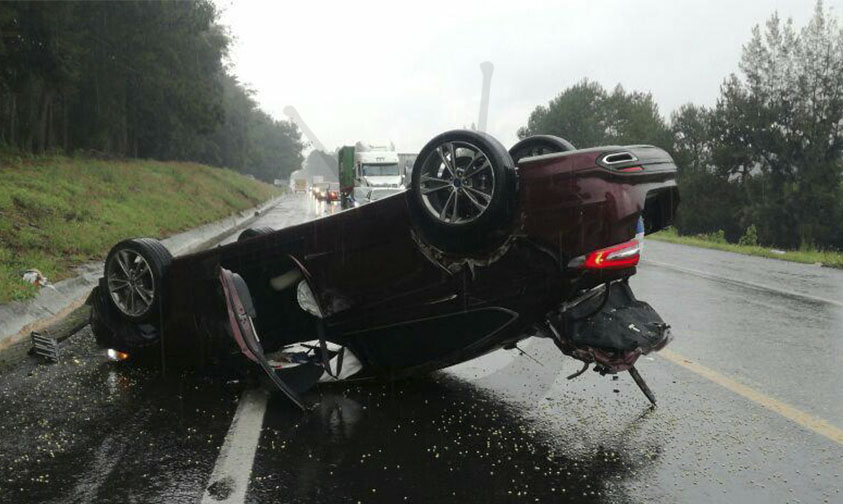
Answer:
[106, 249, 156, 318]
[418, 140, 496, 225]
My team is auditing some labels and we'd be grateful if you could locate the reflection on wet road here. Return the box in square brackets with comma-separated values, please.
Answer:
[636, 242, 843, 422]
[0, 195, 841, 503]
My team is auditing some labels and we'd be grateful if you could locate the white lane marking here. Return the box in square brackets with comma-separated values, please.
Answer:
[201, 389, 269, 504]
[641, 258, 843, 308]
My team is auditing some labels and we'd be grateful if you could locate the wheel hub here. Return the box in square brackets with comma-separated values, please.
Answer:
[418, 140, 496, 225]
[106, 249, 155, 318]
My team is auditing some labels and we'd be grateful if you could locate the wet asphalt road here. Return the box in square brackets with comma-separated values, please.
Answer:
[1, 195, 841, 503]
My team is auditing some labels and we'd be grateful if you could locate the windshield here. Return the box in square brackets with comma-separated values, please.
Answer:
[361, 163, 400, 177]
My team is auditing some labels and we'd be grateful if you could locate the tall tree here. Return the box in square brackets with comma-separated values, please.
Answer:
[0, 1, 305, 183]
[712, 0, 843, 247]
[519, 79, 672, 149]
[518, 79, 608, 147]
[670, 103, 712, 174]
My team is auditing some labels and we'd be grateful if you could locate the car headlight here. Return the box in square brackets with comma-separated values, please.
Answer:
[296, 280, 323, 318]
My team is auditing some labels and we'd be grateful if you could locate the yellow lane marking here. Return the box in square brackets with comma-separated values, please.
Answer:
[658, 348, 843, 446]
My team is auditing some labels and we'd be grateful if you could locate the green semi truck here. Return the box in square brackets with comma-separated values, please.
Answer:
[337, 142, 405, 209]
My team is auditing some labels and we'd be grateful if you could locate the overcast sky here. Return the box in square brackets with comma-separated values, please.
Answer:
[215, 0, 838, 153]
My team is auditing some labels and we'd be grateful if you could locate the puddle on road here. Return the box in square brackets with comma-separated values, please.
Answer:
[249, 374, 660, 503]
[4, 329, 840, 503]
[247, 337, 843, 504]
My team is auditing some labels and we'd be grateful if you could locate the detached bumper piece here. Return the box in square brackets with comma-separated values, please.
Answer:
[30, 301, 95, 363]
[545, 281, 672, 405]
[31, 332, 59, 362]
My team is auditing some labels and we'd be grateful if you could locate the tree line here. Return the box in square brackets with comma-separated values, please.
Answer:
[0, 1, 303, 182]
[520, 1, 843, 251]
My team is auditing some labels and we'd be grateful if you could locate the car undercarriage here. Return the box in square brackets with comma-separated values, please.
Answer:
[90, 129, 679, 410]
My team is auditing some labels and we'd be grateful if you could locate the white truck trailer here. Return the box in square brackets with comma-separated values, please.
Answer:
[354, 141, 403, 188]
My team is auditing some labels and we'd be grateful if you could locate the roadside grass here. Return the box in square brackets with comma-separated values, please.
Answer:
[649, 227, 843, 269]
[0, 154, 281, 303]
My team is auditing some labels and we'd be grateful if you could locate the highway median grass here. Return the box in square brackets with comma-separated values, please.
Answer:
[650, 227, 843, 269]
[0, 154, 281, 303]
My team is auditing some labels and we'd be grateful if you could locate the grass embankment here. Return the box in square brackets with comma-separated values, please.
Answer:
[0, 155, 281, 303]
[649, 227, 843, 269]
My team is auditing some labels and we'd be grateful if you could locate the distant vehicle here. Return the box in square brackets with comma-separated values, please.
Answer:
[90, 129, 679, 410]
[292, 178, 308, 194]
[354, 186, 406, 206]
[325, 183, 340, 202]
[354, 141, 403, 188]
[311, 182, 329, 200]
[368, 187, 404, 201]
[398, 153, 418, 186]
[338, 146, 356, 208]
[337, 142, 404, 209]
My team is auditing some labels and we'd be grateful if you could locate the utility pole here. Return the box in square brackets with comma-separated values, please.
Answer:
[477, 61, 494, 133]
[283, 106, 328, 152]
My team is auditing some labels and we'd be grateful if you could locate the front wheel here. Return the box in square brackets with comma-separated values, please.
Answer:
[104, 238, 172, 324]
[408, 129, 517, 253]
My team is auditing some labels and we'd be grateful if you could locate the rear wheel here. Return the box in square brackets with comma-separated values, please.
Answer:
[104, 238, 172, 324]
[509, 135, 575, 164]
[237, 226, 275, 242]
[408, 129, 516, 253]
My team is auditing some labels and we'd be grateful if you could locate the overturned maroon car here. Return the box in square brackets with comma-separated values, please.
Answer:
[90, 129, 679, 410]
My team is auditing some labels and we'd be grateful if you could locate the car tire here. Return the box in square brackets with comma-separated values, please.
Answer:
[408, 129, 517, 253]
[509, 135, 576, 164]
[237, 226, 275, 242]
[103, 238, 172, 324]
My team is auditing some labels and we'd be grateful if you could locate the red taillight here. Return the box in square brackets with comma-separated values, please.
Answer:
[573, 240, 641, 270]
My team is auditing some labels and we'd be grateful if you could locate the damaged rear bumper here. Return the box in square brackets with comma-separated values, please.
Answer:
[545, 281, 672, 373]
